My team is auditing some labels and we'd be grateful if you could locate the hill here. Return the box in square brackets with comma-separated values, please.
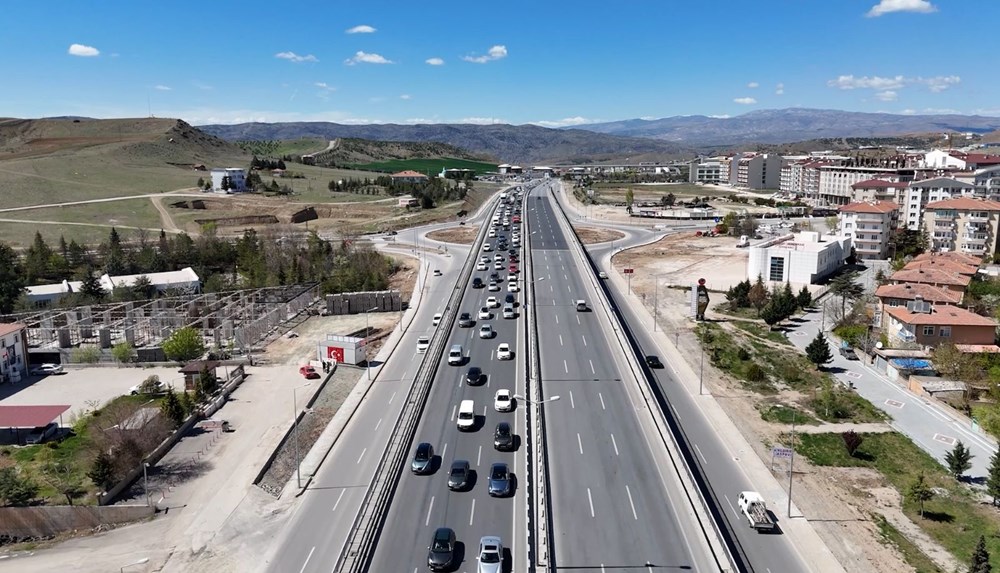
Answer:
[573, 108, 1000, 146]
[196, 122, 688, 165]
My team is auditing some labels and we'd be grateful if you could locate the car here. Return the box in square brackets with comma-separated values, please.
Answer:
[482, 243, 492, 252]
[504, 293, 516, 306]
[488, 463, 511, 497]
[509, 255, 519, 263]
[298, 365, 321, 379]
[432, 313, 443, 326]
[472, 277, 484, 289]
[645, 355, 664, 369]
[494, 262, 503, 271]
[502, 304, 515, 319]
[130, 378, 168, 395]
[489, 272, 501, 282]
[508, 264, 519, 274]
[488, 229, 496, 238]
[478, 307, 492, 320]
[457, 399, 476, 431]
[433, 269, 443, 276]
[494, 422, 514, 451]
[494, 389, 513, 412]
[479, 324, 495, 339]
[458, 313, 475, 328]
[488, 282, 500, 291]
[466, 366, 483, 385]
[448, 345, 464, 366]
[30, 363, 64, 376]
[840, 344, 860, 360]
[416, 336, 431, 353]
[507, 282, 520, 293]
[575, 300, 588, 312]
[496, 343, 512, 360]
[493, 254, 504, 262]
[411, 442, 435, 474]
[486, 296, 499, 308]
[598, 271, 608, 279]
[24, 422, 58, 445]
[476, 262, 488, 271]
[447, 460, 471, 491]
[508, 249, 517, 256]
[427, 527, 456, 571]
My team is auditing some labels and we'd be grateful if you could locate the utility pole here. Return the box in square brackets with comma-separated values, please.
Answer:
[699, 346, 705, 395]
[787, 412, 796, 518]
[652, 276, 658, 331]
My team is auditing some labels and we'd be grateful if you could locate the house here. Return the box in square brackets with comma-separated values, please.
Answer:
[888, 267, 971, 294]
[922, 196, 1000, 256]
[912, 251, 983, 267]
[903, 177, 976, 230]
[210, 168, 247, 193]
[838, 200, 899, 260]
[178, 360, 220, 392]
[0, 323, 28, 384]
[23, 280, 83, 307]
[874, 284, 963, 331]
[747, 231, 851, 285]
[883, 301, 996, 348]
[390, 170, 428, 184]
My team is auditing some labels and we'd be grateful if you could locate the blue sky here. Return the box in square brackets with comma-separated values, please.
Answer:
[2, 0, 997, 126]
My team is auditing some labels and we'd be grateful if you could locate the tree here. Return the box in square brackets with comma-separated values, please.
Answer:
[0, 242, 26, 314]
[221, 175, 231, 192]
[987, 450, 1000, 506]
[747, 275, 769, 316]
[945, 440, 974, 480]
[131, 275, 154, 299]
[179, 390, 197, 415]
[907, 472, 934, 518]
[624, 189, 634, 214]
[162, 327, 206, 363]
[829, 272, 864, 318]
[842, 430, 864, 457]
[41, 461, 86, 505]
[196, 366, 219, 398]
[796, 286, 813, 309]
[78, 270, 107, 302]
[660, 193, 675, 207]
[87, 451, 116, 491]
[825, 216, 839, 233]
[806, 332, 833, 367]
[969, 535, 992, 573]
[111, 341, 137, 365]
[760, 301, 785, 329]
[161, 390, 185, 427]
[24, 231, 53, 283]
[0, 466, 39, 506]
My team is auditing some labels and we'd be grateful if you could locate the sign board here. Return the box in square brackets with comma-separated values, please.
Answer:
[771, 447, 793, 459]
[623, 268, 634, 274]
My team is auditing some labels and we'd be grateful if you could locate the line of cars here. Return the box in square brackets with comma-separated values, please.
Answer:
[415, 190, 526, 572]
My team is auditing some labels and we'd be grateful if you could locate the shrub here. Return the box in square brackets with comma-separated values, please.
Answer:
[833, 324, 867, 346]
[746, 363, 766, 382]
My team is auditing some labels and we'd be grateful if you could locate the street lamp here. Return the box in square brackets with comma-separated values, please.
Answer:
[513, 394, 561, 406]
[364, 306, 378, 382]
[120, 557, 149, 572]
[292, 382, 313, 489]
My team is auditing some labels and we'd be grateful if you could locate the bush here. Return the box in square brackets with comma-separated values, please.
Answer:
[72, 345, 102, 364]
[746, 363, 766, 382]
[833, 324, 867, 346]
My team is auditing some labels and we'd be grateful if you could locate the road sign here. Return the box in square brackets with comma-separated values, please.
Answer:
[623, 268, 634, 274]
[772, 447, 793, 459]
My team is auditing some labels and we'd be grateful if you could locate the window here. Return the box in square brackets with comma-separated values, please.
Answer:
[939, 326, 951, 338]
[769, 257, 785, 282]
[922, 325, 935, 336]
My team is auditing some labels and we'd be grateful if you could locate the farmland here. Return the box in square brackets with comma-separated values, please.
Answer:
[347, 157, 498, 176]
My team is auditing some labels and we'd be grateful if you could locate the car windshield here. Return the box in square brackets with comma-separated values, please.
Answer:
[481, 549, 501, 563]
[451, 465, 466, 476]
[433, 539, 450, 550]
[491, 466, 506, 479]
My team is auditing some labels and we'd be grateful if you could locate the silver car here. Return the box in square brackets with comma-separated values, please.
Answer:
[477, 536, 503, 573]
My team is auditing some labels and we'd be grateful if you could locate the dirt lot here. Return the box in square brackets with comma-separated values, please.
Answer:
[574, 226, 625, 245]
[612, 232, 749, 292]
[426, 225, 480, 245]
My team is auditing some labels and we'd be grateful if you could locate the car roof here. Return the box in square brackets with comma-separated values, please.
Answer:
[480, 535, 502, 546]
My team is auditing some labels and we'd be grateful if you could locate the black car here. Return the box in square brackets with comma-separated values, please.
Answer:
[494, 422, 514, 451]
[411, 442, 435, 474]
[458, 313, 475, 328]
[466, 366, 483, 385]
[448, 460, 471, 491]
[488, 462, 511, 497]
[504, 293, 516, 306]
[645, 355, 664, 369]
[427, 527, 456, 571]
[489, 272, 501, 282]
[472, 277, 484, 289]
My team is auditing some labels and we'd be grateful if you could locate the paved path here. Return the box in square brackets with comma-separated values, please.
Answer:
[795, 422, 894, 434]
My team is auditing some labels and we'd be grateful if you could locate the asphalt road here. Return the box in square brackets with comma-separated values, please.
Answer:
[529, 184, 718, 571]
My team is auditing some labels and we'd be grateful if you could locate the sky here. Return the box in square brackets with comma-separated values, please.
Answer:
[2, 0, 997, 127]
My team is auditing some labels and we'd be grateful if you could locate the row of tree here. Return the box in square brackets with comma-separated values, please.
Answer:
[327, 176, 469, 208]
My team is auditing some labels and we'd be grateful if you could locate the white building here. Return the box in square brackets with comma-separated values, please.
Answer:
[0, 323, 28, 384]
[838, 200, 899, 260]
[210, 168, 247, 193]
[689, 158, 726, 184]
[24, 268, 201, 307]
[747, 231, 851, 286]
[817, 166, 902, 206]
[903, 177, 976, 230]
[920, 150, 967, 170]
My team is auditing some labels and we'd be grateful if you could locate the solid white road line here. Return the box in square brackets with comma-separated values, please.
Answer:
[577, 433, 583, 455]
[298, 546, 315, 573]
[610, 433, 619, 456]
[470, 498, 477, 525]
[582, 335, 587, 347]
[425, 496, 435, 526]
[598, 393, 606, 410]
[374, 417, 382, 431]
[589, 359, 595, 374]
[477, 445, 482, 466]
[356, 448, 366, 464]
[626, 485, 638, 520]
[569, 391, 575, 409]
[331, 489, 346, 512]
[587, 487, 595, 517]
[695, 444, 708, 465]
[388, 391, 397, 404]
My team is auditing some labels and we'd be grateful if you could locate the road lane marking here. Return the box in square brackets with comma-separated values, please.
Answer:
[570, 391, 575, 409]
[425, 496, 435, 526]
[577, 433, 583, 455]
[611, 433, 619, 456]
[564, 359, 568, 373]
[356, 448, 367, 464]
[477, 445, 482, 466]
[331, 489, 346, 512]
[598, 393, 606, 410]
[553, 298, 557, 306]
[298, 546, 315, 573]
[564, 274, 568, 280]
[441, 442, 448, 459]
[450, 404, 457, 422]
[389, 391, 397, 404]
[559, 334, 563, 346]
[587, 487, 595, 517]
[695, 444, 708, 465]
[567, 285, 572, 292]
[582, 335, 587, 347]
[576, 315, 581, 325]
[374, 417, 382, 431]
[470, 498, 477, 525]
[550, 284, 553, 292]
[589, 360, 595, 374]
[555, 315, 559, 324]
[626, 485, 638, 520]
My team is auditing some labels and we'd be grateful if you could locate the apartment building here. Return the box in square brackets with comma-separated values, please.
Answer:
[688, 158, 727, 184]
[903, 177, 976, 230]
[850, 178, 906, 206]
[818, 166, 908, 206]
[780, 160, 832, 200]
[733, 153, 781, 190]
[922, 196, 1000, 256]
[838, 200, 899, 260]
[973, 165, 1000, 201]
[0, 323, 28, 384]
[210, 167, 247, 193]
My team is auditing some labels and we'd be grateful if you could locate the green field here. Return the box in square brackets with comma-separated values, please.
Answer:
[347, 157, 498, 176]
[236, 138, 328, 157]
[0, 220, 154, 249]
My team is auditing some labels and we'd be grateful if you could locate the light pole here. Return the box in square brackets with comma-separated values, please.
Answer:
[652, 274, 660, 332]
[364, 306, 378, 382]
[120, 557, 149, 572]
[513, 394, 561, 406]
[142, 462, 150, 507]
[292, 382, 313, 489]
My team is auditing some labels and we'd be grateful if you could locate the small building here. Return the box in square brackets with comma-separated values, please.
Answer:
[747, 231, 851, 285]
[497, 164, 523, 175]
[23, 280, 83, 308]
[390, 170, 429, 184]
[874, 285, 962, 332]
[850, 178, 906, 205]
[0, 323, 28, 384]
[398, 197, 419, 208]
[210, 168, 247, 193]
[884, 301, 997, 348]
[178, 360, 221, 392]
[25, 268, 200, 306]
[838, 200, 899, 260]
[888, 266, 971, 294]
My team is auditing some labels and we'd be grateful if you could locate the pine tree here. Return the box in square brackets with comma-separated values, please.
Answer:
[797, 285, 813, 309]
[907, 472, 934, 518]
[945, 441, 974, 480]
[161, 390, 185, 427]
[78, 270, 106, 302]
[806, 332, 833, 367]
[86, 451, 116, 490]
[969, 535, 992, 573]
[748, 275, 769, 317]
[987, 450, 1000, 506]
[0, 242, 25, 314]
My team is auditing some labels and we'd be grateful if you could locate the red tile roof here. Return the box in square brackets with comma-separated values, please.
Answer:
[925, 197, 1000, 211]
[851, 179, 899, 189]
[955, 344, 1000, 353]
[391, 170, 428, 178]
[913, 251, 983, 266]
[964, 154, 1000, 165]
[885, 305, 997, 327]
[875, 282, 962, 304]
[0, 323, 25, 338]
[890, 267, 971, 287]
[0, 405, 71, 428]
[903, 258, 979, 276]
[839, 200, 899, 214]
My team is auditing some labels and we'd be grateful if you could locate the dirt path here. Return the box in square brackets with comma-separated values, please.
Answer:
[0, 189, 206, 213]
[0, 217, 184, 234]
[150, 196, 182, 233]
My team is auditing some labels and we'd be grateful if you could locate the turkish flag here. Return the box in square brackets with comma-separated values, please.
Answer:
[327, 346, 345, 363]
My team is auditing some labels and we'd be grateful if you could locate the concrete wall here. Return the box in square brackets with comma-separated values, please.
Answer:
[0, 505, 154, 541]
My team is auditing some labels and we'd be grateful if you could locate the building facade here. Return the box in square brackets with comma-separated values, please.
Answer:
[689, 159, 725, 184]
[747, 231, 851, 285]
[903, 177, 976, 230]
[838, 200, 899, 260]
[922, 197, 1000, 256]
[734, 153, 781, 190]
[884, 303, 996, 348]
[210, 168, 247, 193]
[0, 323, 28, 384]
[818, 166, 905, 207]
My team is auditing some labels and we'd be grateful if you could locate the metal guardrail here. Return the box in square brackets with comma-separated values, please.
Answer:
[548, 185, 743, 572]
[332, 197, 500, 573]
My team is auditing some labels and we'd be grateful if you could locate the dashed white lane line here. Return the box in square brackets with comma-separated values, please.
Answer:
[559, 334, 563, 346]
[564, 359, 569, 373]
[569, 391, 575, 409]
[695, 444, 708, 465]
[625, 485, 638, 520]
[389, 391, 397, 405]
[582, 335, 588, 347]
[477, 445, 482, 466]
[577, 433, 583, 455]
[441, 442, 448, 460]
[299, 546, 315, 573]
[576, 315, 581, 325]
[374, 417, 383, 431]
[450, 404, 457, 422]
[598, 393, 606, 410]
[425, 496, 435, 526]
[555, 315, 559, 324]
[611, 433, 619, 456]
[587, 487, 595, 517]
[356, 447, 367, 464]
[331, 489, 346, 512]
[470, 498, 477, 525]
[589, 359, 595, 374]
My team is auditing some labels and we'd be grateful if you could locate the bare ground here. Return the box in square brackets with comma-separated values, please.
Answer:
[425, 225, 480, 245]
[574, 226, 625, 245]
[612, 232, 750, 292]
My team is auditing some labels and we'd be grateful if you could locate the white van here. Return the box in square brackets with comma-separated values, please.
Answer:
[457, 399, 475, 431]
[447, 344, 464, 365]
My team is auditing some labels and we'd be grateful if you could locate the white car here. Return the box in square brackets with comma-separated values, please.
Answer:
[488, 282, 500, 291]
[478, 307, 492, 320]
[486, 296, 500, 308]
[494, 389, 513, 412]
[30, 363, 64, 375]
[432, 313, 443, 326]
[416, 336, 430, 353]
[130, 379, 167, 395]
[494, 262, 503, 271]
[482, 244, 492, 252]
[598, 271, 608, 279]
[496, 343, 512, 360]
[477, 262, 488, 271]
[488, 229, 497, 238]
[479, 324, 494, 339]
[493, 254, 504, 262]
[507, 282, 520, 293]
[478, 536, 503, 573]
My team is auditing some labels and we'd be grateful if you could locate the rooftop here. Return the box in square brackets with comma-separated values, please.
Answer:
[391, 170, 428, 178]
[885, 305, 997, 327]
[874, 283, 962, 304]
[903, 258, 979, 277]
[890, 267, 972, 287]
[913, 251, 983, 267]
[925, 197, 1000, 211]
[850, 178, 900, 189]
[0, 322, 26, 337]
[908, 177, 975, 189]
[839, 200, 899, 214]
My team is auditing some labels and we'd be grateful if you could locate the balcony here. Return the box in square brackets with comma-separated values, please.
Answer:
[932, 232, 954, 239]
[969, 215, 991, 223]
[963, 234, 988, 244]
[961, 243, 986, 252]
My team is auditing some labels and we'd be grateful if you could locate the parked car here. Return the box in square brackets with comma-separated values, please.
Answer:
[130, 378, 167, 395]
[427, 527, 457, 571]
[411, 442, 435, 474]
[30, 363, 64, 375]
[299, 365, 321, 379]
[25, 422, 58, 445]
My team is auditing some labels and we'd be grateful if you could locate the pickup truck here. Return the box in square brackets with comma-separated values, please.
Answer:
[737, 491, 776, 532]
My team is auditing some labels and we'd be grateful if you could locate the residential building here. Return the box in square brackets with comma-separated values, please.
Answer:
[921, 150, 968, 169]
[747, 231, 851, 285]
[850, 178, 906, 206]
[817, 165, 912, 207]
[903, 177, 976, 230]
[689, 158, 725, 184]
[911, 251, 983, 267]
[884, 302, 996, 348]
[0, 323, 28, 384]
[973, 165, 1000, 201]
[390, 170, 429, 183]
[922, 197, 1000, 256]
[838, 201, 899, 260]
[780, 160, 831, 200]
[889, 266, 971, 294]
[210, 168, 247, 192]
[733, 153, 781, 190]
[874, 283, 963, 332]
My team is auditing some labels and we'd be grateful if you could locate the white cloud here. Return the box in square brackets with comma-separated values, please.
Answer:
[154, 85, 171, 91]
[345, 51, 393, 65]
[747, 82, 759, 89]
[346, 25, 376, 34]
[275, 51, 318, 63]
[828, 74, 959, 95]
[68, 43, 100, 57]
[400, 94, 412, 100]
[461, 117, 502, 124]
[775, 83, 785, 95]
[866, 0, 937, 17]
[532, 116, 594, 128]
[193, 81, 214, 91]
[875, 90, 898, 101]
[314, 82, 336, 91]
[733, 97, 757, 105]
[462, 45, 508, 64]
[425, 57, 444, 66]
[708, 114, 731, 119]
[922, 75, 961, 92]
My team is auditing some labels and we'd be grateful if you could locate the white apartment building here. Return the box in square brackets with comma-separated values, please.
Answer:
[689, 158, 726, 184]
[734, 153, 782, 190]
[850, 178, 906, 206]
[210, 167, 247, 193]
[839, 201, 899, 260]
[923, 197, 1000, 256]
[974, 165, 1000, 201]
[921, 150, 968, 169]
[817, 166, 902, 206]
[903, 177, 976, 230]
[0, 323, 28, 384]
[747, 231, 851, 286]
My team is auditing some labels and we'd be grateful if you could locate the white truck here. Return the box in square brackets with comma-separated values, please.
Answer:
[737, 491, 776, 532]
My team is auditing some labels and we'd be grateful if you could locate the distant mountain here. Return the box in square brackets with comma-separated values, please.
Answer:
[197, 122, 687, 165]
[573, 108, 1000, 146]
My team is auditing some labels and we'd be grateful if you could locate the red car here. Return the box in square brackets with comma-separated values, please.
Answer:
[508, 264, 519, 274]
[299, 365, 320, 379]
